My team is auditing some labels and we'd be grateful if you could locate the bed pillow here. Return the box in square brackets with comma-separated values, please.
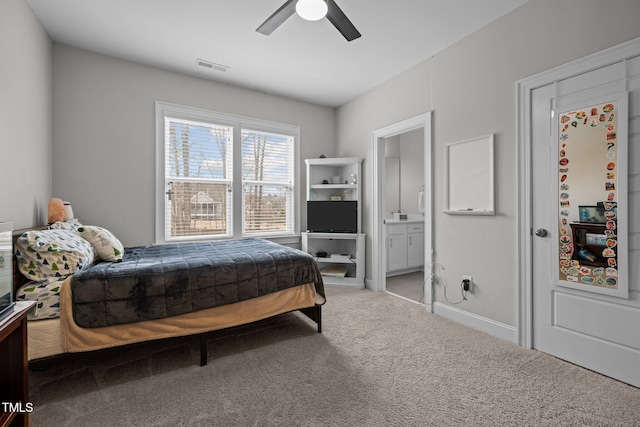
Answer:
[49, 219, 83, 232]
[16, 277, 65, 320]
[77, 225, 125, 262]
[15, 229, 96, 281]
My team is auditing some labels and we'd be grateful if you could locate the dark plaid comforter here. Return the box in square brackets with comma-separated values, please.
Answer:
[71, 238, 324, 328]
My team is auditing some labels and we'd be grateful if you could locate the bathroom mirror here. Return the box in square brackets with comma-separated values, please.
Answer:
[554, 93, 628, 298]
[385, 157, 400, 213]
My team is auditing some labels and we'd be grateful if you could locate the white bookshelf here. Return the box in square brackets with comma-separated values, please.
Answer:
[302, 232, 364, 287]
[303, 157, 364, 288]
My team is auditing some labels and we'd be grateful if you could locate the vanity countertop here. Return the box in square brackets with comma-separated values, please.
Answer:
[385, 218, 424, 225]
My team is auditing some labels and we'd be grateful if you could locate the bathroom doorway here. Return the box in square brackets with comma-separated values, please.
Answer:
[372, 112, 433, 311]
[383, 129, 426, 304]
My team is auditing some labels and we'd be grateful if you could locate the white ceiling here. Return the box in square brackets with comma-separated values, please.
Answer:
[27, 0, 528, 107]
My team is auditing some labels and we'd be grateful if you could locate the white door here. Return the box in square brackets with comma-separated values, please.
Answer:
[531, 55, 640, 387]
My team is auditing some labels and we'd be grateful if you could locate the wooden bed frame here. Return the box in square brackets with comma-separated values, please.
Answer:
[12, 227, 322, 366]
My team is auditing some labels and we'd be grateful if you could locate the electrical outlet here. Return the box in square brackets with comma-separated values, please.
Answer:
[462, 275, 473, 292]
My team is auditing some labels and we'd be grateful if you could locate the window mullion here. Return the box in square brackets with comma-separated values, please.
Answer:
[233, 126, 244, 237]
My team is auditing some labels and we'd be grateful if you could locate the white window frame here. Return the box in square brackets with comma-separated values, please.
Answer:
[155, 101, 300, 244]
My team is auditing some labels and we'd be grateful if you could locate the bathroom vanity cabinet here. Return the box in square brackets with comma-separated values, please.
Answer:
[386, 221, 424, 275]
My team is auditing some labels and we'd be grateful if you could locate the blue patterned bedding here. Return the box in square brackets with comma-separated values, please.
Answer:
[71, 238, 324, 328]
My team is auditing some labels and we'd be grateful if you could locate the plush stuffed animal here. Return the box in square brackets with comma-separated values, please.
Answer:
[47, 198, 65, 224]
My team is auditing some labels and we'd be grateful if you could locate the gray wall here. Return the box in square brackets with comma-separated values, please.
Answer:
[336, 0, 640, 326]
[52, 44, 336, 246]
[0, 0, 52, 229]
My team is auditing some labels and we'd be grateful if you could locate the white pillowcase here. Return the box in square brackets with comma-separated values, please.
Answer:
[77, 225, 125, 262]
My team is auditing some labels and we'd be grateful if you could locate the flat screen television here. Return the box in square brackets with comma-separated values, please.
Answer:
[579, 205, 607, 224]
[307, 201, 357, 233]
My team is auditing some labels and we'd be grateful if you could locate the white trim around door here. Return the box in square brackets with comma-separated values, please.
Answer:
[371, 112, 433, 311]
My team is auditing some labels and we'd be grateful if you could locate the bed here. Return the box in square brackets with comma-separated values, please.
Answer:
[12, 224, 325, 366]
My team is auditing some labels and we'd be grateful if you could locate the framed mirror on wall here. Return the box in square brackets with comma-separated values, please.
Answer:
[385, 157, 400, 213]
[443, 134, 495, 215]
[553, 92, 628, 298]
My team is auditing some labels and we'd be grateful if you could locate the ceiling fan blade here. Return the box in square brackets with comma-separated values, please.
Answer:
[326, 0, 361, 41]
[256, 0, 297, 35]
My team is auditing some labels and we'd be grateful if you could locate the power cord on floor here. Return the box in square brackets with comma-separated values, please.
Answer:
[427, 262, 467, 305]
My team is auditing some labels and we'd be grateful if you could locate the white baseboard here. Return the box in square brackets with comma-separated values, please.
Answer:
[433, 302, 518, 344]
[365, 278, 375, 290]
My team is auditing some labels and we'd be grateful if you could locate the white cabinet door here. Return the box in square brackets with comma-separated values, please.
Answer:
[407, 232, 424, 268]
[387, 233, 407, 272]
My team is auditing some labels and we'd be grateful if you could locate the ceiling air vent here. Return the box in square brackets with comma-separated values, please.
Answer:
[196, 59, 230, 72]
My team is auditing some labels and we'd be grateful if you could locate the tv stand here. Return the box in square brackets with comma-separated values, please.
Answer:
[302, 232, 365, 288]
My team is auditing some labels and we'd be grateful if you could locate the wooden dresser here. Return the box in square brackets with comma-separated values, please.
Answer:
[0, 301, 35, 427]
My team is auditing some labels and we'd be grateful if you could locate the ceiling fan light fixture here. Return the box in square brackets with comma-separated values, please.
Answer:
[295, 0, 328, 21]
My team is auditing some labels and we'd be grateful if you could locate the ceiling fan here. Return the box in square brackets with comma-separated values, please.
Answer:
[256, 0, 361, 42]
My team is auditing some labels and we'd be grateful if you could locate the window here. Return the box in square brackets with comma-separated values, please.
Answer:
[241, 128, 295, 235]
[156, 102, 299, 243]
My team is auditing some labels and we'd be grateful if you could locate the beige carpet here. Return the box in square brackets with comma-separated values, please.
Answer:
[29, 288, 640, 426]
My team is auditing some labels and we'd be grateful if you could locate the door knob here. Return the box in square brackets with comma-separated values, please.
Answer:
[535, 228, 548, 237]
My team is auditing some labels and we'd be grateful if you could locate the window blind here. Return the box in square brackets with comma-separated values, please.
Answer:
[164, 117, 233, 239]
[241, 129, 294, 235]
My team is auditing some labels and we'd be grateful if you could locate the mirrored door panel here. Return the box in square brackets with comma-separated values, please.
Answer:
[555, 94, 628, 298]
